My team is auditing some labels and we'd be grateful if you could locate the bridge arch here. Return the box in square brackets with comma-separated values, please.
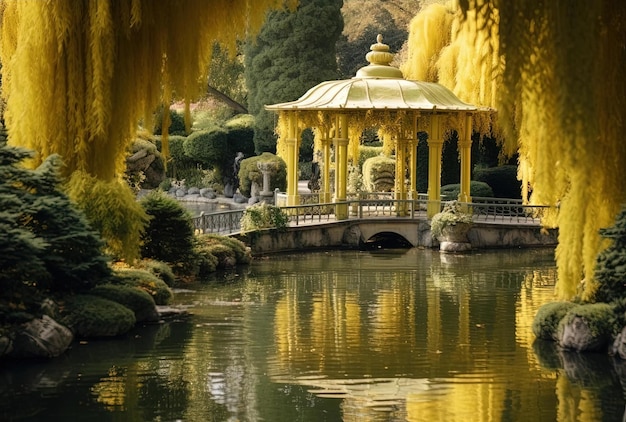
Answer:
[343, 221, 426, 248]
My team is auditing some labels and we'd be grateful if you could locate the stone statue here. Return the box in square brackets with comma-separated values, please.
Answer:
[224, 152, 244, 198]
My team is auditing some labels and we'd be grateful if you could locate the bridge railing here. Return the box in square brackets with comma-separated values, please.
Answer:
[191, 196, 550, 234]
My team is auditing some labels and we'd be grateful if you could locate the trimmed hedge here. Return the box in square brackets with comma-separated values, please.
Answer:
[238, 153, 286, 197]
[473, 165, 521, 199]
[441, 181, 494, 200]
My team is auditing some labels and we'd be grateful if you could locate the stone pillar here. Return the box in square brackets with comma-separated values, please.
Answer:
[333, 114, 349, 220]
[427, 115, 444, 217]
[458, 113, 473, 204]
[257, 162, 273, 198]
[285, 113, 300, 206]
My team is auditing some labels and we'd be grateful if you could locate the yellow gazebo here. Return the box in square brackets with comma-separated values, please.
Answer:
[265, 35, 480, 219]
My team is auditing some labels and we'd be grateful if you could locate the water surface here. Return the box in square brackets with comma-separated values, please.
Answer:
[1, 248, 625, 421]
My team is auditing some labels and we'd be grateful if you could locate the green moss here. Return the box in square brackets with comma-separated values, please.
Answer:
[112, 268, 173, 305]
[136, 259, 177, 286]
[532, 301, 577, 340]
[90, 284, 157, 322]
[200, 234, 251, 265]
[60, 294, 136, 338]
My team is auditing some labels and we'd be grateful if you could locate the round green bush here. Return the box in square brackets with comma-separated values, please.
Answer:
[154, 108, 187, 136]
[112, 268, 173, 305]
[532, 301, 577, 340]
[440, 181, 494, 200]
[90, 284, 158, 322]
[224, 114, 256, 159]
[183, 126, 229, 169]
[136, 259, 177, 286]
[196, 248, 219, 277]
[60, 294, 136, 338]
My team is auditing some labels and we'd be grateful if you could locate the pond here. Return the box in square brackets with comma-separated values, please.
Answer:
[1, 248, 625, 421]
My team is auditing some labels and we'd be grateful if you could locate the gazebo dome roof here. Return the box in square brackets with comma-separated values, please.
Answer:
[266, 34, 477, 113]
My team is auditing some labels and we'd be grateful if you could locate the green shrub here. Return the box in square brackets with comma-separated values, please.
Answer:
[473, 165, 521, 199]
[240, 203, 289, 232]
[60, 294, 136, 338]
[112, 268, 173, 305]
[238, 153, 287, 197]
[140, 190, 196, 271]
[202, 243, 236, 269]
[532, 301, 577, 340]
[440, 181, 494, 200]
[195, 247, 219, 276]
[224, 114, 256, 159]
[136, 259, 177, 286]
[200, 234, 252, 265]
[183, 126, 229, 170]
[90, 284, 158, 322]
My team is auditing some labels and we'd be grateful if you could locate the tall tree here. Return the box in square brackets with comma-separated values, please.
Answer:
[0, 0, 295, 261]
[245, 0, 344, 154]
[402, 1, 626, 299]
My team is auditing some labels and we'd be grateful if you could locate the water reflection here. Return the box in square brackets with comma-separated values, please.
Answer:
[1, 248, 625, 421]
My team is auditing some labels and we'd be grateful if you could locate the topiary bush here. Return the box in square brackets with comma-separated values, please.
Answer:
[224, 114, 256, 159]
[473, 165, 521, 199]
[60, 294, 136, 338]
[362, 155, 395, 192]
[441, 181, 494, 200]
[358, 145, 383, 168]
[183, 126, 229, 172]
[140, 190, 196, 273]
[90, 284, 158, 322]
[532, 301, 578, 340]
[154, 108, 187, 136]
[112, 268, 173, 305]
[238, 153, 286, 197]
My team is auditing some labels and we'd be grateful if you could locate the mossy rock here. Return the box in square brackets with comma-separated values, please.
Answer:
[112, 268, 173, 305]
[362, 155, 395, 192]
[532, 301, 577, 340]
[60, 294, 136, 338]
[136, 259, 177, 286]
[196, 248, 219, 277]
[90, 284, 158, 322]
[557, 303, 615, 352]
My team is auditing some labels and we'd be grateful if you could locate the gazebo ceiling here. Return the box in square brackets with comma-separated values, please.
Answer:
[266, 34, 477, 113]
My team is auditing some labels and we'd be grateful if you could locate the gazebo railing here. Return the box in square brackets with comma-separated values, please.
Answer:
[191, 196, 550, 234]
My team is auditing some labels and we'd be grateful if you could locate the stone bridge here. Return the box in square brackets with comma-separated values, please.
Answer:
[235, 218, 557, 255]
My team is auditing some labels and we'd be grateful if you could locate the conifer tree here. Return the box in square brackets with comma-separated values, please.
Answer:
[245, 0, 344, 154]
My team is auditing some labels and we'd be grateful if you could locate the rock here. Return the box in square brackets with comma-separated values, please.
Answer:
[248, 196, 259, 205]
[559, 315, 609, 352]
[0, 336, 13, 358]
[175, 188, 186, 197]
[611, 326, 626, 359]
[156, 306, 191, 321]
[200, 188, 215, 198]
[8, 315, 73, 359]
[234, 193, 248, 203]
[439, 241, 472, 252]
[188, 187, 200, 195]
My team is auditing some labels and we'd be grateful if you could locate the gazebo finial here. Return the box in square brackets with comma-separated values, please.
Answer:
[355, 34, 403, 78]
[366, 34, 394, 67]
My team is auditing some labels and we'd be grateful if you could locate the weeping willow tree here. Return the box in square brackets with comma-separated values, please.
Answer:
[0, 0, 294, 261]
[402, 1, 626, 299]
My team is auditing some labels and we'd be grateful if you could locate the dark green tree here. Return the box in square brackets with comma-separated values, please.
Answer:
[0, 141, 111, 318]
[245, 0, 344, 154]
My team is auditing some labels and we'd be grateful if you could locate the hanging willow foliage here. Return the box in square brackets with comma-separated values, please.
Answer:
[0, 0, 294, 261]
[404, 0, 626, 299]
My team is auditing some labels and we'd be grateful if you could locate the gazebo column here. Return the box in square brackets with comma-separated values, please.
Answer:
[394, 136, 408, 216]
[333, 114, 349, 220]
[285, 113, 301, 206]
[427, 114, 444, 217]
[408, 137, 418, 200]
[458, 113, 473, 204]
[321, 134, 332, 204]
